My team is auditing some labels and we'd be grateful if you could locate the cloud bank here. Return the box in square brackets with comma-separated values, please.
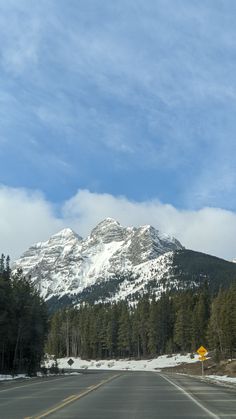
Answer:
[1, 186, 236, 261]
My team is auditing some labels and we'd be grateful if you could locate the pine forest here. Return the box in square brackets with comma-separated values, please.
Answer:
[46, 285, 236, 361]
[0, 255, 48, 374]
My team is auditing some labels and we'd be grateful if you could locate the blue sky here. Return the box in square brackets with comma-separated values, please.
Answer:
[1, 0, 236, 259]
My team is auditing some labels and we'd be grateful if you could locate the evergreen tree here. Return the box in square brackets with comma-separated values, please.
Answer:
[117, 302, 131, 356]
[136, 296, 150, 356]
[0, 259, 48, 375]
[208, 286, 236, 358]
[105, 304, 118, 358]
[173, 291, 194, 352]
[191, 284, 210, 350]
[148, 297, 158, 355]
[156, 293, 174, 354]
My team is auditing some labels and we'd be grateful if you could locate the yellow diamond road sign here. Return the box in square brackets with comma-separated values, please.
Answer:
[197, 345, 208, 356]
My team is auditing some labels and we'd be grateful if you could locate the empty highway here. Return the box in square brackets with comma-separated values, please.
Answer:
[0, 371, 235, 418]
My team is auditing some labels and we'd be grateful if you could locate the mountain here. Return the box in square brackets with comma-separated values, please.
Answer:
[13, 219, 182, 302]
[13, 218, 236, 308]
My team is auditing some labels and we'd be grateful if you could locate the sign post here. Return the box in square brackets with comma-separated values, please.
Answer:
[67, 358, 74, 373]
[196, 346, 208, 376]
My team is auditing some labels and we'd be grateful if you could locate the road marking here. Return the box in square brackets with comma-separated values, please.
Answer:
[62, 394, 76, 402]
[27, 373, 120, 419]
[159, 374, 220, 419]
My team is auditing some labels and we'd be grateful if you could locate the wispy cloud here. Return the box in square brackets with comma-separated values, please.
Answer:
[0, 1, 236, 208]
[0, 3, 41, 75]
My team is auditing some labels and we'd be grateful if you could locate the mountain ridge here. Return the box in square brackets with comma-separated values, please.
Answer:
[13, 218, 236, 308]
[13, 218, 183, 301]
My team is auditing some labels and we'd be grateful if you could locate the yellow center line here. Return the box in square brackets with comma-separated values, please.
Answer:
[62, 394, 77, 402]
[26, 373, 120, 419]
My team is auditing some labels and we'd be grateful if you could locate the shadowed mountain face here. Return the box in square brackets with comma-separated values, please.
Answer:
[13, 218, 236, 309]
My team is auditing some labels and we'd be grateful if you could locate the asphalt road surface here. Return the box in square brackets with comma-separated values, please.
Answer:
[0, 371, 235, 418]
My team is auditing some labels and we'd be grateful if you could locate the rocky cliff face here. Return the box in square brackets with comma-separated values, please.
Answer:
[13, 218, 183, 303]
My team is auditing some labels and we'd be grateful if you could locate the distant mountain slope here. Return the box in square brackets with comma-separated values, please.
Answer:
[54, 250, 236, 310]
[171, 249, 236, 292]
[12, 219, 236, 309]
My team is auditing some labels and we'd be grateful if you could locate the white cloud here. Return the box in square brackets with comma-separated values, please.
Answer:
[63, 190, 236, 261]
[0, 186, 63, 260]
[1, 186, 236, 261]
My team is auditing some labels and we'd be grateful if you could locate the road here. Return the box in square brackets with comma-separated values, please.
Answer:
[0, 371, 235, 418]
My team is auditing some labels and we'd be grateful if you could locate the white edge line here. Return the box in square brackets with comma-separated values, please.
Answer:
[159, 373, 220, 419]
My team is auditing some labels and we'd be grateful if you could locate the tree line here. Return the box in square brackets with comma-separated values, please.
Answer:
[0, 254, 48, 375]
[46, 284, 236, 360]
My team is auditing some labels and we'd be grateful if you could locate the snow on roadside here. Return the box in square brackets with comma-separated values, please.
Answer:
[0, 374, 28, 381]
[44, 353, 199, 371]
[43, 355, 236, 384]
[0, 372, 81, 382]
[203, 375, 236, 385]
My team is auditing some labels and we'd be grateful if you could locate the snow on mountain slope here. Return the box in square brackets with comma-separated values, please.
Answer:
[13, 218, 184, 302]
[108, 252, 175, 302]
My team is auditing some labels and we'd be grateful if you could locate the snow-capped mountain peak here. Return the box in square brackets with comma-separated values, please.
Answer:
[51, 227, 80, 239]
[13, 219, 184, 303]
[90, 217, 127, 242]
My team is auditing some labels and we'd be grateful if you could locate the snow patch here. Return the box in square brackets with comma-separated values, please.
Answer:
[45, 354, 199, 372]
[204, 375, 236, 385]
[0, 374, 28, 381]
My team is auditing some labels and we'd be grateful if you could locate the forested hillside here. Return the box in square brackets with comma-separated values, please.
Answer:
[0, 254, 48, 375]
[171, 250, 236, 291]
[46, 284, 236, 360]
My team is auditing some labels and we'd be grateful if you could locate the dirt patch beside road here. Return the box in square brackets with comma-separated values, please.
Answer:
[162, 358, 236, 377]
